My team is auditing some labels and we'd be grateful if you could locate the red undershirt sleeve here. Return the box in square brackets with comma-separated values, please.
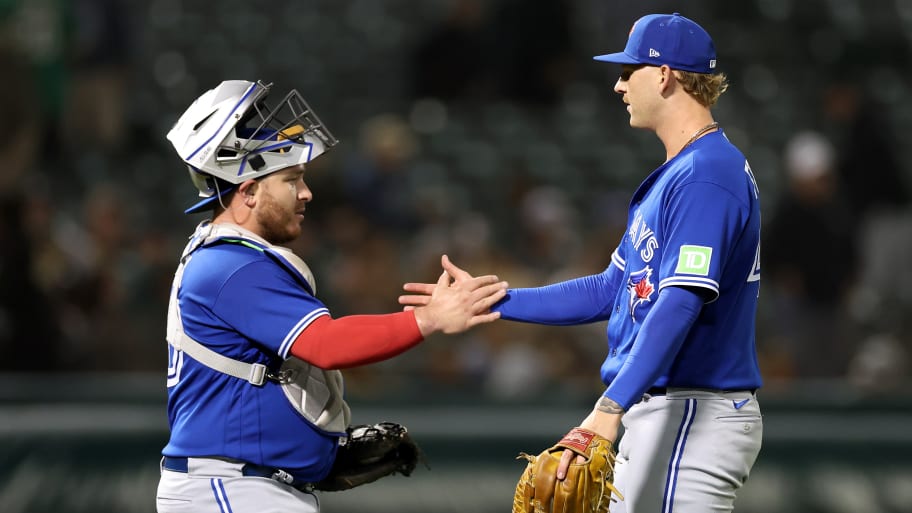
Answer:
[289, 310, 424, 369]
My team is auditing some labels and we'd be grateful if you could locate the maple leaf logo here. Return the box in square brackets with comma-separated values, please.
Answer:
[627, 266, 655, 321]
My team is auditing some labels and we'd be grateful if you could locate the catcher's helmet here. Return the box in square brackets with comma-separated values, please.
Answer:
[166, 80, 338, 214]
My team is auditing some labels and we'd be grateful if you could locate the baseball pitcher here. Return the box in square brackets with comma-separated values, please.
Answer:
[401, 13, 763, 513]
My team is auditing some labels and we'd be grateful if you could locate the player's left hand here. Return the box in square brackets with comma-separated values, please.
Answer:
[513, 427, 622, 513]
[558, 408, 622, 480]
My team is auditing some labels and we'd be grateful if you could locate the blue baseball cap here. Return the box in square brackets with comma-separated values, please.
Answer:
[594, 13, 717, 74]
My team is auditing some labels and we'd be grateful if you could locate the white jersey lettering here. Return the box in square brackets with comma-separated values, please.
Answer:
[630, 210, 659, 263]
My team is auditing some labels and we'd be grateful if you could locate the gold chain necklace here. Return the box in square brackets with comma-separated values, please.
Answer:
[678, 121, 719, 154]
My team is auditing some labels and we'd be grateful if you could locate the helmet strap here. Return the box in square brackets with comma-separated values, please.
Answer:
[214, 178, 229, 211]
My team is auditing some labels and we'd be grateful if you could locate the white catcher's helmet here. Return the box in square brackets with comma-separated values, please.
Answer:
[167, 80, 338, 214]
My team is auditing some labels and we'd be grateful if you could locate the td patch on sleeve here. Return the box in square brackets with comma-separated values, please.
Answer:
[675, 245, 712, 276]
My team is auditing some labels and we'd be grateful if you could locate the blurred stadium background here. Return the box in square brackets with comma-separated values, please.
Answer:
[2, 0, 912, 512]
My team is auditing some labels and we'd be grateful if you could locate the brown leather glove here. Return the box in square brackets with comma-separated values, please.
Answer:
[513, 427, 623, 513]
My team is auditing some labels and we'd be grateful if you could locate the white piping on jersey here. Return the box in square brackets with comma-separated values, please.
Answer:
[166, 347, 183, 388]
[611, 250, 626, 270]
[659, 276, 720, 293]
[278, 307, 329, 358]
[166, 221, 351, 435]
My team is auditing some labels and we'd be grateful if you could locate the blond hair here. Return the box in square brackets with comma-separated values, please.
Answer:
[674, 71, 729, 107]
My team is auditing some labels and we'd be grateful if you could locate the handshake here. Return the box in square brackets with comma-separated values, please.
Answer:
[398, 255, 507, 337]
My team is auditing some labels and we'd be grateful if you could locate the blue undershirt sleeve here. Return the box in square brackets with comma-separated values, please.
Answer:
[604, 286, 704, 409]
[492, 265, 623, 325]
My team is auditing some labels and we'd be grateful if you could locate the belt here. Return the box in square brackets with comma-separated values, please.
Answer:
[162, 456, 314, 492]
[645, 387, 757, 396]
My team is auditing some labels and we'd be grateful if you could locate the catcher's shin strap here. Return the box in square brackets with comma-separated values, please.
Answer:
[165, 221, 351, 435]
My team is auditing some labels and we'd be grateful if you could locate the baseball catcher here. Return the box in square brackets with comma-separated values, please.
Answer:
[513, 427, 622, 513]
[316, 422, 426, 491]
[156, 78, 509, 513]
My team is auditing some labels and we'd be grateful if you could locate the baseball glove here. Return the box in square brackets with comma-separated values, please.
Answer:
[315, 421, 426, 491]
[513, 427, 622, 513]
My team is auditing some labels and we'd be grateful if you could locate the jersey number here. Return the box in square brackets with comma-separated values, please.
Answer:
[745, 160, 761, 284]
[747, 238, 761, 283]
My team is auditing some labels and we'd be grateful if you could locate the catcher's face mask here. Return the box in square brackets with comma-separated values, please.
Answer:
[167, 80, 339, 214]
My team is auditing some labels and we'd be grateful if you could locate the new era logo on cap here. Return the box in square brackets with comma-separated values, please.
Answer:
[593, 12, 718, 74]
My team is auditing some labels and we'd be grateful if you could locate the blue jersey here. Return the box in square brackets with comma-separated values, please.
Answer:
[602, 130, 762, 392]
[163, 237, 337, 482]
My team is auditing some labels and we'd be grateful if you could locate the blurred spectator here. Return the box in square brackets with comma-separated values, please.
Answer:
[339, 113, 423, 236]
[41, 182, 167, 371]
[409, 0, 494, 102]
[819, 80, 912, 378]
[0, 48, 41, 192]
[516, 185, 583, 274]
[0, 48, 63, 371]
[845, 204, 912, 383]
[0, 0, 73, 160]
[62, 0, 132, 156]
[764, 131, 860, 378]
[0, 192, 66, 372]
[847, 333, 909, 392]
[822, 80, 909, 223]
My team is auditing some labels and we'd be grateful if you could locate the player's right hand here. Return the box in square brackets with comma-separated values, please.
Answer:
[400, 255, 472, 308]
[406, 255, 507, 335]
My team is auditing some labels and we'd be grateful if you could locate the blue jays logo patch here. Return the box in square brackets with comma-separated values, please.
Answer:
[627, 266, 655, 321]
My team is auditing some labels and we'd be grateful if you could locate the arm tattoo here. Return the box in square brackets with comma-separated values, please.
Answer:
[596, 396, 625, 414]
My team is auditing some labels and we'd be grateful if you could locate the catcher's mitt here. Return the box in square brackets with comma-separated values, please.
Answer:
[315, 422, 426, 491]
[513, 427, 622, 513]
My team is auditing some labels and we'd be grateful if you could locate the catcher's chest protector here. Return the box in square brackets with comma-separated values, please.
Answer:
[167, 221, 351, 434]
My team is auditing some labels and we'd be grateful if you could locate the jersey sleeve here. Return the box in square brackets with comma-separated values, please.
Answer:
[212, 259, 329, 358]
[658, 181, 749, 302]
[493, 265, 622, 325]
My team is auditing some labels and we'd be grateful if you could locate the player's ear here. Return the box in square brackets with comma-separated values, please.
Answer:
[238, 180, 258, 203]
[658, 65, 675, 94]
